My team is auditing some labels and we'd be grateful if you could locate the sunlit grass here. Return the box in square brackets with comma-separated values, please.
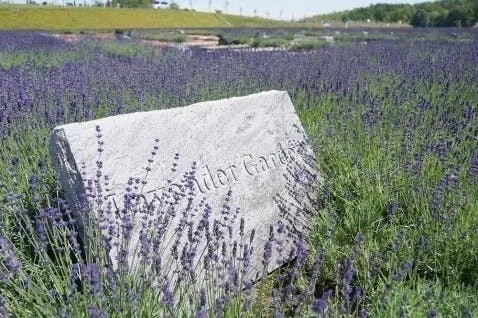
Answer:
[0, 5, 285, 30]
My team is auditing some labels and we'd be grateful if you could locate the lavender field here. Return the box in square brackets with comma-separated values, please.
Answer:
[0, 30, 477, 317]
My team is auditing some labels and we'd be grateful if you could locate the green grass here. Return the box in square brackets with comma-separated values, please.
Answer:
[295, 69, 478, 315]
[0, 5, 285, 30]
[217, 13, 290, 28]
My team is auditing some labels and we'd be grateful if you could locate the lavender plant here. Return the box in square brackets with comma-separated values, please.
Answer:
[0, 29, 477, 316]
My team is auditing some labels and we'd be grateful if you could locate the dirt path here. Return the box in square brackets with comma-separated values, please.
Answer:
[52, 32, 220, 47]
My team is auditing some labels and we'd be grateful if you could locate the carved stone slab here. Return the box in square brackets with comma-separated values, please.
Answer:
[50, 90, 318, 286]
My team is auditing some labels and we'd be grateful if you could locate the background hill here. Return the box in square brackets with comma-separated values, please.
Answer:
[0, 5, 287, 30]
[302, 0, 478, 27]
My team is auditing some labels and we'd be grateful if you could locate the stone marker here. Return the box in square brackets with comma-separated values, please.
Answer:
[50, 90, 319, 287]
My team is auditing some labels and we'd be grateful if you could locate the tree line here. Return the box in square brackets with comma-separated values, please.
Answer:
[304, 0, 478, 27]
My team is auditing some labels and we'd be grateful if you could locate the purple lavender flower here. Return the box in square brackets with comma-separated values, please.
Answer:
[271, 288, 284, 318]
[121, 216, 134, 240]
[249, 229, 255, 244]
[28, 174, 40, 190]
[470, 155, 478, 178]
[0, 236, 22, 279]
[161, 280, 175, 311]
[241, 244, 251, 270]
[428, 308, 437, 318]
[214, 297, 224, 318]
[392, 260, 413, 281]
[360, 307, 369, 318]
[339, 257, 365, 314]
[4, 255, 21, 274]
[239, 218, 245, 237]
[116, 249, 128, 265]
[311, 289, 333, 316]
[10, 157, 19, 167]
[88, 304, 106, 318]
[198, 288, 206, 309]
[232, 241, 238, 258]
[35, 218, 48, 251]
[87, 263, 102, 296]
[0, 295, 8, 317]
[386, 201, 402, 222]
[262, 240, 272, 267]
[195, 309, 207, 318]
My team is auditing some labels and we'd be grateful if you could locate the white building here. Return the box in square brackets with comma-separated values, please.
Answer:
[150, 0, 168, 9]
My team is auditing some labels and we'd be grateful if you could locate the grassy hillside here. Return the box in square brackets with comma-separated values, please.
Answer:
[0, 5, 285, 30]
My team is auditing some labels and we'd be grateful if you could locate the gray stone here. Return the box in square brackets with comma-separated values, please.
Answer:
[49, 90, 319, 287]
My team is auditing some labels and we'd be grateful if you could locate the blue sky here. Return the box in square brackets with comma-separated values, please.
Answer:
[174, 0, 434, 20]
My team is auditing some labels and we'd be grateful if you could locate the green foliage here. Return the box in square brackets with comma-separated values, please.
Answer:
[304, 0, 478, 27]
[137, 31, 186, 42]
[368, 278, 477, 317]
[250, 37, 288, 48]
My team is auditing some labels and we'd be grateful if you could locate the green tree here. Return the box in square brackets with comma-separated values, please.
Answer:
[411, 9, 429, 27]
[446, 5, 474, 27]
[302, 0, 477, 27]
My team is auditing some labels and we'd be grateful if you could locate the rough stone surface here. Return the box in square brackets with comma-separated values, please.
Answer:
[49, 90, 319, 285]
